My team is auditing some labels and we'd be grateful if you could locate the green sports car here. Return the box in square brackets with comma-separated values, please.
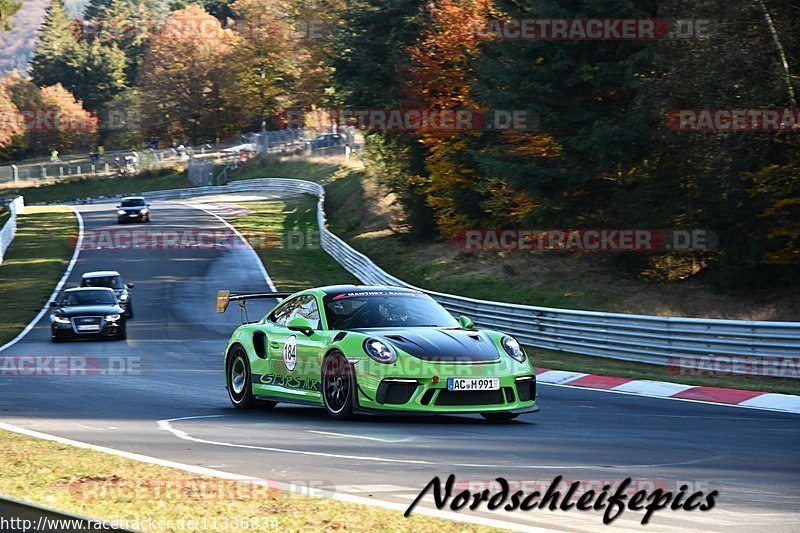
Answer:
[217, 285, 538, 421]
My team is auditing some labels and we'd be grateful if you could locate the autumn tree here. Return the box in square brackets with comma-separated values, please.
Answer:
[1, 72, 98, 157]
[137, 5, 244, 143]
[0, 77, 25, 159]
[0, 0, 21, 31]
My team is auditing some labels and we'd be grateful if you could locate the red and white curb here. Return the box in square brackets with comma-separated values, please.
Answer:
[536, 368, 800, 414]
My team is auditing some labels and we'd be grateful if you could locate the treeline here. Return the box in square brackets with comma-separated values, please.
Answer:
[1, 0, 799, 285]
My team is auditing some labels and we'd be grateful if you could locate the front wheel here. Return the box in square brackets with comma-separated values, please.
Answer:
[322, 352, 354, 419]
[227, 346, 256, 409]
[481, 412, 519, 422]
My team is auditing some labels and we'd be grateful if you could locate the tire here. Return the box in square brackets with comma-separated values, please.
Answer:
[227, 345, 256, 409]
[125, 305, 134, 319]
[481, 412, 519, 422]
[321, 351, 354, 419]
[116, 323, 127, 341]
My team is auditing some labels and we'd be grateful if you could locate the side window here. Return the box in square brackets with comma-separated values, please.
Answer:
[267, 295, 320, 328]
[268, 299, 296, 326]
[289, 295, 321, 330]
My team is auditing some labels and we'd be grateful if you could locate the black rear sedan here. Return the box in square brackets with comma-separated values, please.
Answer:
[50, 288, 127, 342]
[116, 196, 151, 223]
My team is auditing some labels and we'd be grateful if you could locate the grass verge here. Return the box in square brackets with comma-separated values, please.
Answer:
[0, 168, 191, 204]
[0, 157, 348, 206]
[230, 157, 347, 184]
[228, 196, 359, 292]
[0, 206, 75, 346]
[0, 429, 494, 532]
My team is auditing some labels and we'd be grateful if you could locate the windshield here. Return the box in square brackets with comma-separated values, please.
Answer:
[323, 291, 458, 329]
[121, 198, 145, 207]
[81, 275, 123, 289]
[62, 290, 117, 306]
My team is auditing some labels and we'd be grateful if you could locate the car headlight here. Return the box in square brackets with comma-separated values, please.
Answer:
[118, 294, 129, 301]
[52, 315, 70, 324]
[501, 336, 525, 362]
[117, 210, 126, 215]
[140, 208, 149, 214]
[105, 314, 121, 321]
[363, 338, 397, 364]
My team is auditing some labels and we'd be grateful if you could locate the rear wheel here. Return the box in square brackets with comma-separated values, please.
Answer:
[227, 346, 256, 409]
[322, 352, 354, 419]
[481, 412, 519, 422]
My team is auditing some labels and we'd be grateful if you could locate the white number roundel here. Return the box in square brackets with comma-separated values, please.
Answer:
[283, 335, 297, 372]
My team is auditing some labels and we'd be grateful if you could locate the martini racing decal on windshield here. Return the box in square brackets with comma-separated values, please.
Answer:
[331, 290, 428, 300]
[283, 335, 298, 372]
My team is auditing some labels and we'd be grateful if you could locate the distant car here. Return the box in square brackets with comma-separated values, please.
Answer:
[308, 134, 344, 150]
[80, 271, 134, 318]
[116, 196, 151, 223]
[50, 288, 127, 342]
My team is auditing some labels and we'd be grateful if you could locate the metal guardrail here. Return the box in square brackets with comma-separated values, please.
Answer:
[0, 195, 24, 265]
[65, 178, 800, 372]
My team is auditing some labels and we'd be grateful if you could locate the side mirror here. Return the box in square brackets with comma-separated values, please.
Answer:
[126, 282, 134, 288]
[458, 315, 475, 329]
[115, 205, 120, 209]
[287, 316, 314, 336]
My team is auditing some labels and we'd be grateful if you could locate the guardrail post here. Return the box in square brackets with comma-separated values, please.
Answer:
[11, 164, 18, 184]
[40, 165, 46, 179]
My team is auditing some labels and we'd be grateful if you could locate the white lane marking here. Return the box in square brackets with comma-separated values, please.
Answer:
[173, 201, 277, 291]
[336, 484, 419, 493]
[0, 421, 552, 532]
[0, 207, 84, 354]
[159, 416, 434, 465]
[308, 430, 411, 443]
[539, 382, 800, 415]
[77, 424, 106, 431]
[161, 415, 724, 470]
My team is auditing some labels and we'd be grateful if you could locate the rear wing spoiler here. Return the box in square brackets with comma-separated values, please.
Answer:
[216, 290, 293, 322]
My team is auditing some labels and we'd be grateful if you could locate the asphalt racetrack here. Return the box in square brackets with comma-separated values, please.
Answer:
[1, 200, 798, 532]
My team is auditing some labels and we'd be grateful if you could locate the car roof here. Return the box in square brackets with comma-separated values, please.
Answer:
[81, 271, 121, 278]
[120, 196, 146, 200]
[65, 287, 116, 293]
